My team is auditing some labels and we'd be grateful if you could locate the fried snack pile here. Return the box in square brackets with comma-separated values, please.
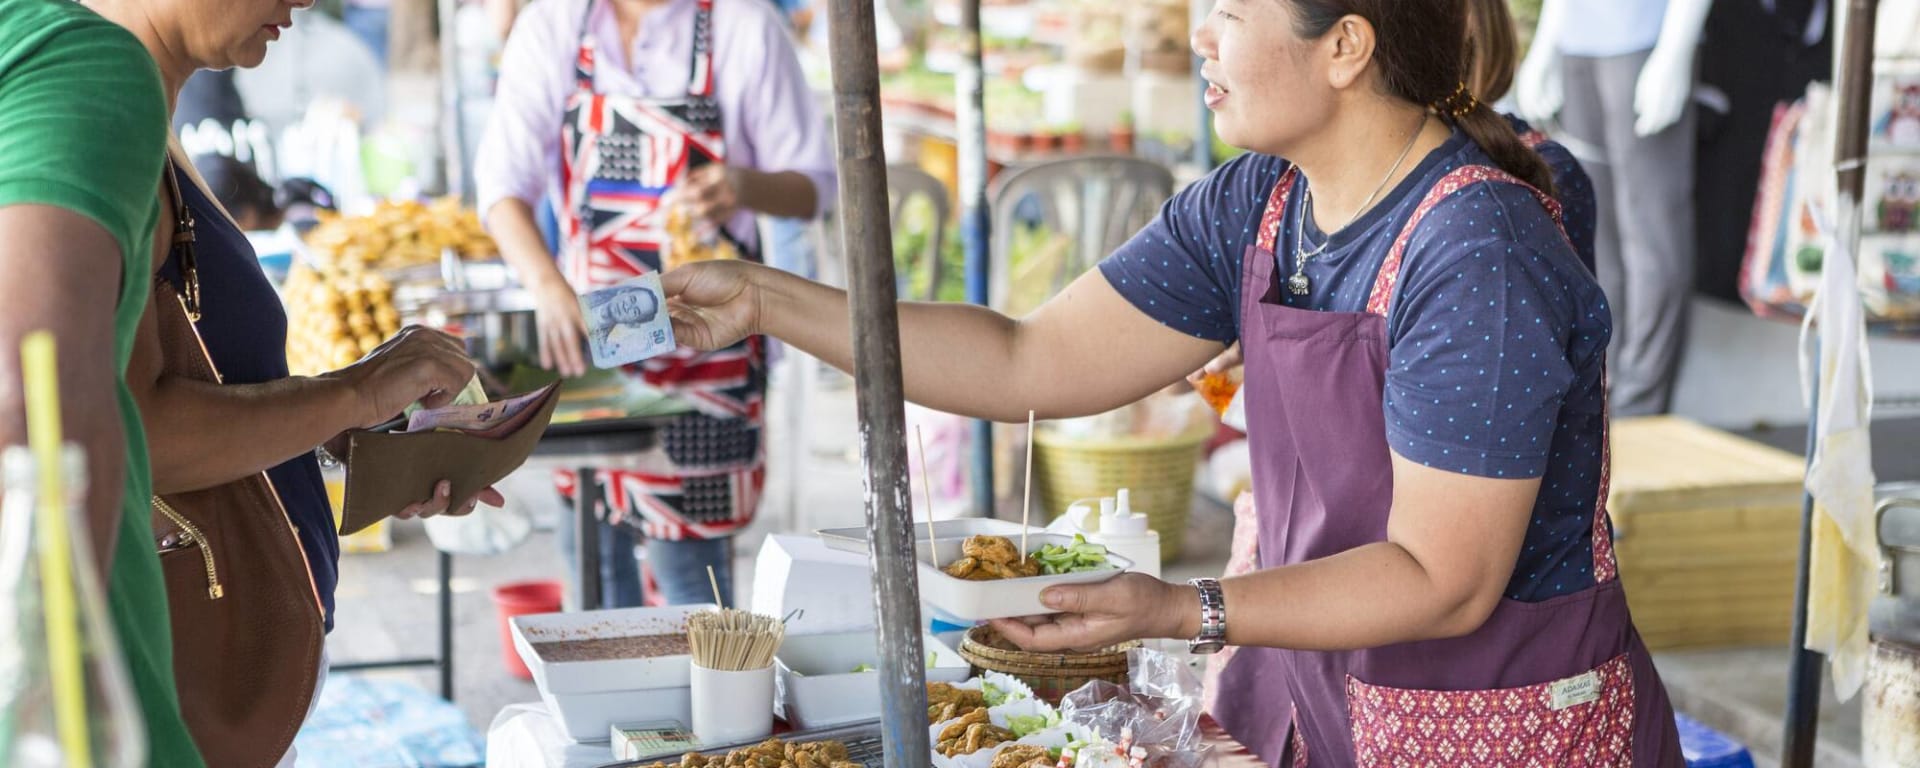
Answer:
[663, 203, 739, 272]
[305, 197, 495, 271]
[932, 709, 1017, 758]
[926, 681, 988, 725]
[989, 745, 1054, 768]
[282, 264, 401, 375]
[638, 737, 859, 768]
[942, 535, 1043, 581]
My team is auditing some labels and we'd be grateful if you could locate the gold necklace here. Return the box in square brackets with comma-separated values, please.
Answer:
[1289, 116, 1428, 297]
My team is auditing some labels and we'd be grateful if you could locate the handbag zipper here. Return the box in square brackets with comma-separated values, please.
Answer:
[152, 496, 224, 600]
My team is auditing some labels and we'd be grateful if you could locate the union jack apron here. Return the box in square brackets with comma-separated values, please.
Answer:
[555, 0, 765, 541]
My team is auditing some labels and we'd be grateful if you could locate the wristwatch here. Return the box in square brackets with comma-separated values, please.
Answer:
[1187, 578, 1228, 655]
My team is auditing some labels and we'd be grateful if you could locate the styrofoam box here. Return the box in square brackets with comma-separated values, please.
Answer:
[510, 605, 716, 742]
[775, 631, 971, 731]
[817, 525, 1132, 622]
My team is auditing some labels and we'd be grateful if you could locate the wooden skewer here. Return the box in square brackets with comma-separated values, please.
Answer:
[707, 565, 725, 609]
[1021, 409, 1035, 556]
[917, 426, 939, 567]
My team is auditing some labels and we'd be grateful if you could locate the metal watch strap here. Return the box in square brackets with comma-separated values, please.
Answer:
[1188, 577, 1227, 653]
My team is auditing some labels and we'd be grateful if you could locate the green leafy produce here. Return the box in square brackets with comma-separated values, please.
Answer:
[1006, 711, 1060, 738]
[1034, 534, 1112, 575]
[982, 681, 1017, 707]
[853, 664, 876, 673]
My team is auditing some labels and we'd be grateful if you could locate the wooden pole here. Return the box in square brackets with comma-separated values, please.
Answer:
[823, 1, 931, 763]
[1783, 2, 1878, 765]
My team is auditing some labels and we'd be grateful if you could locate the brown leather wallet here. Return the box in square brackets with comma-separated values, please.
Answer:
[339, 382, 560, 535]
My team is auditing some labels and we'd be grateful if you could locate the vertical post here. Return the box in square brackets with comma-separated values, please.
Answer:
[824, 1, 932, 764]
[1784, 2, 1877, 765]
[438, 550, 454, 701]
[1190, 0, 1212, 170]
[435, 0, 473, 201]
[575, 466, 602, 612]
[958, 0, 996, 518]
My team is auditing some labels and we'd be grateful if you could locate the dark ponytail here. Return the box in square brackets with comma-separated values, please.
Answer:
[1288, 0, 1557, 197]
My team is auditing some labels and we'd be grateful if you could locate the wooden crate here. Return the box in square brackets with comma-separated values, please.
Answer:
[1607, 417, 1807, 650]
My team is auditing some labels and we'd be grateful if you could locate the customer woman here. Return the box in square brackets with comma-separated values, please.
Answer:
[475, 0, 835, 607]
[665, 0, 1682, 763]
[86, 0, 503, 763]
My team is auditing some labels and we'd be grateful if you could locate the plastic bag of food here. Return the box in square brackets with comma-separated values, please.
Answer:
[1058, 648, 1213, 768]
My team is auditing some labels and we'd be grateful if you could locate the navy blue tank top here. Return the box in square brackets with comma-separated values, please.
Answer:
[161, 164, 339, 632]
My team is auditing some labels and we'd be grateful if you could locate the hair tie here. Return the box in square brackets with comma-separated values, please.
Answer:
[1433, 81, 1479, 120]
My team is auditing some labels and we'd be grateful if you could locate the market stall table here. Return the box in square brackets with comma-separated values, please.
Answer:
[483, 702, 1265, 768]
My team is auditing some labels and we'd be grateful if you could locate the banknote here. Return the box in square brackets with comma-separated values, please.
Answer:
[403, 374, 488, 419]
[579, 273, 677, 369]
[405, 385, 546, 433]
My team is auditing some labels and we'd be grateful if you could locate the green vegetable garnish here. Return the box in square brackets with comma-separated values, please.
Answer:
[852, 664, 875, 673]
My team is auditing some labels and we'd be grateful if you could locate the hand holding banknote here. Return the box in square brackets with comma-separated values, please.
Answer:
[579, 273, 678, 369]
[336, 326, 477, 427]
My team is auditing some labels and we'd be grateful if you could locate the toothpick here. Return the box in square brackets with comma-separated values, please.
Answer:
[1021, 409, 1035, 556]
[707, 565, 725, 609]
[917, 426, 939, 567]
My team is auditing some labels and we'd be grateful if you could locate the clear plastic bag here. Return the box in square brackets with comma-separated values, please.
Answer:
[1059, 648, 1214, 767]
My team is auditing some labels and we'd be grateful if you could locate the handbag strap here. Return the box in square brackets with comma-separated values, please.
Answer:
[162, 155, 203, 322]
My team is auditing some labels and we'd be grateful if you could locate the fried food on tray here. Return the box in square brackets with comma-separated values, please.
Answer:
[942, 535, 1043, 581]
[638, 737, 858, 768]
[926, 681, 988, 723]
[936, 723, 1018, 757]
[935, 708, 989, 743]
[991, 745, 1053, 768]
[663, 203, 740, 272]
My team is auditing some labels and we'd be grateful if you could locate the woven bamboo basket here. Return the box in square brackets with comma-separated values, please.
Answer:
[1032, 426, 1209, 561]
[958, 625, 1137, 704]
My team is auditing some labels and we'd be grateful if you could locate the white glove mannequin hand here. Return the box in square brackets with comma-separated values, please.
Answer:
[1514, 0, 1569, 124]
[1631, 0, 1713, 137]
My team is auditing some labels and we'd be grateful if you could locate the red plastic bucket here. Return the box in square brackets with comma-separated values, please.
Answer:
[492, 580, 564, 680]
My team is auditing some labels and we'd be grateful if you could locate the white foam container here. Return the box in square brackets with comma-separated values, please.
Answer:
[774, 631, 971, 730]
[510, 604, 716, 742]
[819, 525, 1133, 622]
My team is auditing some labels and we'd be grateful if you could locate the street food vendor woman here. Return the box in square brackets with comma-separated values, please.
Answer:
[664, 0, 1683, 763]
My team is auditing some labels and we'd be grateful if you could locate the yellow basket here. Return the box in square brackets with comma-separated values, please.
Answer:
[1032, 426, 1209, 562]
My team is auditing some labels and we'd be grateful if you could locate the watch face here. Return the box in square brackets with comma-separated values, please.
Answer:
[1189, 640, 1226, 655]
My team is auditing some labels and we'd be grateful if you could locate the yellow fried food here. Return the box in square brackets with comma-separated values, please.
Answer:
[936, 708, 989, 743]
[991, 745, 1052, 768]
[962, 534, 1021, 565]
[636, 738, 856, 768]
[662, 202, 739, 272]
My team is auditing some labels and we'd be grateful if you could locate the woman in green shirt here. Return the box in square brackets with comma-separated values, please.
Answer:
[0, 0, 202, 765]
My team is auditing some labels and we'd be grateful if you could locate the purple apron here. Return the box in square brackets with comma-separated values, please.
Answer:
[1211, 165, 1684, 767]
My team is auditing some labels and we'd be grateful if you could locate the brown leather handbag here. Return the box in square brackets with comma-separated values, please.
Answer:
[148, 156, 326, 768]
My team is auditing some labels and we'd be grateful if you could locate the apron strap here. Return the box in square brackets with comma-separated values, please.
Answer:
[686, 0, 717, 98]
[1366, 164, 1568, 318]
[1254, 166, 1299, 254]
[572, 0, 598, 91]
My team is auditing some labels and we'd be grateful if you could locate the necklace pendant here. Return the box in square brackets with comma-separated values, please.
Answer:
[1287, 271, 1312, 296]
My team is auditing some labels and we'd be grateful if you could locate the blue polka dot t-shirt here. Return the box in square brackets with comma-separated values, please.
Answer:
[1100, 129, 1612, 602]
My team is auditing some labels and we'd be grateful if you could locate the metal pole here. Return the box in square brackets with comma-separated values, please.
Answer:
[575, 466, 602, 612]
[958, 0, 996, 519]
[1784, 2, 1877, 765]
[1784, 355, 1825, 768]
[823, 1, 932, 764]
[435, 0, 473, 201]
[438, 550, 454, 701]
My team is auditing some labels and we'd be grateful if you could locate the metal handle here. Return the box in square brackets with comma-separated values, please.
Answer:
[1877, 492, 1920, 594]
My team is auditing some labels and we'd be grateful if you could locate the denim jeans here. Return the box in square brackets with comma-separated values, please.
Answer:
[555, 512, 735, 608]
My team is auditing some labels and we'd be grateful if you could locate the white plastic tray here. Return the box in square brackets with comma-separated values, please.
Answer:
[918, 534, 1131, 622]
[775, 631, 971, 731]
[510, 604, 715, 696]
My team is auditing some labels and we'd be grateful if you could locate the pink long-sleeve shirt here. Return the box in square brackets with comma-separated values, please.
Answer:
[474, 0, 836, 251]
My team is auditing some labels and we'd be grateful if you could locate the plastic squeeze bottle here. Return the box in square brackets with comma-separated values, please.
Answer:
[1093, 489, 1162, 579]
